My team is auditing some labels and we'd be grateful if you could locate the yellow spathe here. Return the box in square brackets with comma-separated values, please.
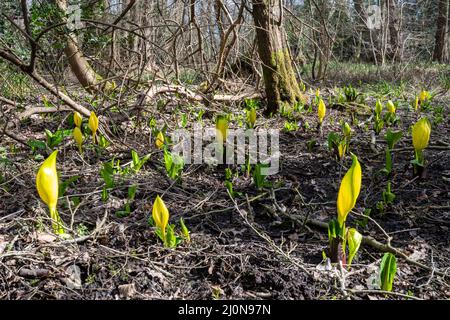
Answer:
[337, 154, 362, 226]
[152, 195, 169, 238]
[318, 99, 326, 124]
[412, 117, 431, 151]
[88, 111, 99, 143]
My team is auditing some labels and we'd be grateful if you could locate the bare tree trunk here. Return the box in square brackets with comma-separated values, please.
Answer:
[387, 0, 400, 61]
[433, 0, 450, 62]
[353, 0, 369, 61]
[251, 0, 304, 115]
[54, 0, 103, 92]
[312, 0, 333, 80]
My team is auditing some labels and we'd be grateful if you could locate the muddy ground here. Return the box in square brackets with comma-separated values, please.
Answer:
[0, 87, 449, 300]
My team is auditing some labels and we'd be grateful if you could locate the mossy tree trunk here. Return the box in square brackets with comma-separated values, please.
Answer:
[54, 0, 103, 93]
[251, 0, 304, 115]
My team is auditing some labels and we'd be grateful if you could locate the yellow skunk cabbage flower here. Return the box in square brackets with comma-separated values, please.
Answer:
[315, 88, 320, 98]
[318, 99, 326, 124]
[247, 108, 257, 128]
[152, 195, 169, 240]
[419, 90, 429, 103]
[337, 154, 362, 227]
[343, 122, 351, 138]
[375, 99, 383, 115]
[412, 117, 431, 152]
[36, 151, 65, 234]
[156, 131, 165, 149]
[386, 100, 396, 114]
[338, 141, 347, 160]
[88, 111, 99, 143]
[216, 115, 229, 145]
[73, 127, 83, 153]
[74, 111, 82, 128]
[414, 96, 419, 111]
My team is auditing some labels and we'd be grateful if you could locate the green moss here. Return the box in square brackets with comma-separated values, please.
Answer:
[270, 49, 306, 105]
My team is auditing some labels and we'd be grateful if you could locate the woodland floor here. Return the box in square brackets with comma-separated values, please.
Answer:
[0, 78, 449, 300]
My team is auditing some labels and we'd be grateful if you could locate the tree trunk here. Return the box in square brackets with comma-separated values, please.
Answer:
[433, 0, 450, 62]
[387, 0, 400, 61]
[354, 0, 380, 64]
[354, 0, 366, 61]
[54, 0, 103, 93]
[251, 0, 305, 115]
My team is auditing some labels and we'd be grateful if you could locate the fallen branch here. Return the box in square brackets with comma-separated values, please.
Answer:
[348, 289, 422, 300]
[0, 96, 16, 106]
[1, 128, 29, 147]
[0, 49, 91, 117]
[18, 106, 72, 120]
[143, 84, 261, 103]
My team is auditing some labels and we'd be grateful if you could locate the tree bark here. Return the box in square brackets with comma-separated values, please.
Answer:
[54, 0, 103, 92]
[251, 0, 305, 115]
[433, 0, 450, 62]
[387, 0, 400, 61]
[353, 0, 367, 57]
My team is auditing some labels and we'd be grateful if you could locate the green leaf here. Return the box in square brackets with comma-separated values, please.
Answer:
[180, 217, 190, 243]
[155, 227, 165, 242]
[225, 168, 232, 180]
[44, 129, 53, 139]
[307, 139, 317, 151]
[382, 181, 396, 205]
[164, 149, 184, 180]
[59, 175, 80, 197]
[386, 129, 403, 150]
[379, 252, 397, 291]
[101, 186, 109, 202]
[27, 139, 47, 151]
[373, 118, 384, 135]
[128, 185, 137, 200]
[328, 219, 337, 243]
[115, 207, 130, 218]
[164, 148, 173, 173]
[100, 161, 114, 189]
[225, 180, 234, 197]
[45, 129, 72, 148]
[252, 163, 270, 189]
[347, 228, 362, 268]
[98, 135, 109, 148]
[327, 132, 340, 150]
[131, 150, 139, 167]
[410, 159, 424, 167]
[328, 219, 344, 243]
[130, 150, 150, 172]
[164, 224, 181, 248]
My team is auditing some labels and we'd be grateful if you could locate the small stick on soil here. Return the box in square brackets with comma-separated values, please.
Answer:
[348, 289, 422, 300]
[227, 190, 312, 278]
[18, 268, 50, 278]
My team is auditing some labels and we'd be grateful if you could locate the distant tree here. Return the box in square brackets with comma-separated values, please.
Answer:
[387, 0, 400, 61]
[433, 0, 449, 62]
[53, 0, 104, 92]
